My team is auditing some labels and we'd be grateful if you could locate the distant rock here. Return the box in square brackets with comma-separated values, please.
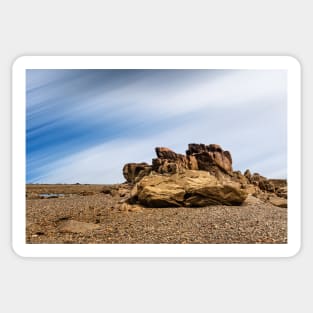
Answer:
[275, 186, 288, 199]
[268, 196, 288, 208]
[269, 179, 288, 199]
[130, 170, 248, 207]
[101, 185, 113, 195]
[79, 191, 95, 196]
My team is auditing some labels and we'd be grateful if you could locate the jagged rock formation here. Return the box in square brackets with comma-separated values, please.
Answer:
[124, 143, 233, 183]
[152, 147, 198, 174]
[186, 143, 232, 174]
[122, 143, 287, 208]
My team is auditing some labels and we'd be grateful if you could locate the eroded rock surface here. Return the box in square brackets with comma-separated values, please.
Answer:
[122, 143, 287, 208]
[186, 143, 233, 173]
[152, 147, 198, 175]
[130, 170, 247, 207]
[123, 143, 233, 183]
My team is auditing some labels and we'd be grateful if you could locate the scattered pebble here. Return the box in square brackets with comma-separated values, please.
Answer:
[26, 185, 287, 244]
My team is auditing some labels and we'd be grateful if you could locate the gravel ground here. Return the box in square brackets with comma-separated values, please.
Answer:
[26, 186, 287, 244]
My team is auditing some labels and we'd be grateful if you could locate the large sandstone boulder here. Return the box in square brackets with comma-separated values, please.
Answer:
[130, 170, 247, 207]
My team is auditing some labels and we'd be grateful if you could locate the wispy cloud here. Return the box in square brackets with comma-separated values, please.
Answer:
[26, 69, 287, 183]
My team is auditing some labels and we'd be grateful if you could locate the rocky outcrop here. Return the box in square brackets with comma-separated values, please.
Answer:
[123, 143, 233, 183]
[122, 143, 287, 208]
[130, 170, 247, 207]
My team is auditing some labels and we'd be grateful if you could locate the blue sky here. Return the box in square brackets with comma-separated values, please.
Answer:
[26, 69, 287, 183]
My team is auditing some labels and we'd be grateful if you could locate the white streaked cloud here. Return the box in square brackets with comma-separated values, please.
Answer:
[27, 69, 287, 183]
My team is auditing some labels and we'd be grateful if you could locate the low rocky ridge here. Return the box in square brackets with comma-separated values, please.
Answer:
[123, 143, 287, 208]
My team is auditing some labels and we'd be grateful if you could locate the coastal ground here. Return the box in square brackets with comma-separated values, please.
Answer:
[26, 184, 287, 244]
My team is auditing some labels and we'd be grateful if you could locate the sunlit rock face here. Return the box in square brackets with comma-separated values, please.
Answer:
[130, 170, 248, 207]
[122, 143, 287, 208]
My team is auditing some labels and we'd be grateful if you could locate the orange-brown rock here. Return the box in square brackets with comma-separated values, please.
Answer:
[123, 162, 152, 184]
[268, 196, 287, 208]
[244, 169, 252, 180]
[186, 143, 233, 174]
[249, 173, 275, 193]
[269, 179, 288, 199]
[152, 147, 198, 174]
[155, 147, 179, 159]
[121, 143, 287, 208]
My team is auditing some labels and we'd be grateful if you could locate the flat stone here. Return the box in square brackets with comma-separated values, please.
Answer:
[269, 196, 288, 208]
[57, 220, 100, 233]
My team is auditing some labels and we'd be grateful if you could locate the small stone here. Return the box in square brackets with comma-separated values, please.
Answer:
[57, 220, 100, 233]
